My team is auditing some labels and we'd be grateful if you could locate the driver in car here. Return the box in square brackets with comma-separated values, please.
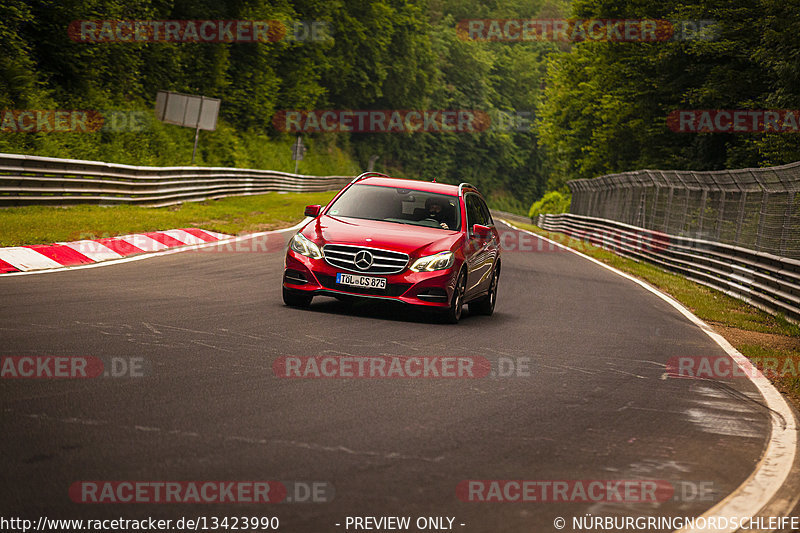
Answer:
[425, 197, 450, 229]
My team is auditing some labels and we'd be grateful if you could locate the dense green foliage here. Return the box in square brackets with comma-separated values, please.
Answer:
[0, 0, 570, 214]
[528, 190, 571, 219]
[537, 0, 800, 191]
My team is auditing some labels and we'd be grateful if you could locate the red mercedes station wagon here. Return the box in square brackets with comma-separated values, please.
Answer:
[282, 173, 501, 323]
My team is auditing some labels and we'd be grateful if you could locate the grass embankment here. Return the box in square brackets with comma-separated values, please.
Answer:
[513, 221, 800, 407]
[0, 191, 338, 246]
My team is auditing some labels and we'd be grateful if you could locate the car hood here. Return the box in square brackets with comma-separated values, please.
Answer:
[302, 215, 461, 256]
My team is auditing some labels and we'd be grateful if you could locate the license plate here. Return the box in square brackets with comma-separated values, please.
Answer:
[336, 272, 386, 289]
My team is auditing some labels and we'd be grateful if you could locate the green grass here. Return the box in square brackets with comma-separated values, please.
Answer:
[0, 191, 338, 246]
[0, 114, 363, 176]
[512, 221, 800, 402]
[738, 344, 800, 399]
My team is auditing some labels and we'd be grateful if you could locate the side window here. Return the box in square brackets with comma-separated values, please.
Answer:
[465, 194, 487, 231]
[479, 197, 493, 226]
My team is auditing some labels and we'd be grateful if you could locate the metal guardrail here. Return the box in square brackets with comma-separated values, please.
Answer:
[537, 213, 800, 324]
[567, 161, 800, 259]
[0, 153, 351, 207]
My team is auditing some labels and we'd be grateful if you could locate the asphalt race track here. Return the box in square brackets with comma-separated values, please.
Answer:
[0, 222, 777, 532]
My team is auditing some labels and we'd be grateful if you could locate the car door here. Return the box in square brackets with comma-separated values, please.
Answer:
[477, 195, 500, 283]
[463, 194, 495, 299]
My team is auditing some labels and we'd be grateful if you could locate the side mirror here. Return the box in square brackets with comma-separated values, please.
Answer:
[304, 204, 321, 217]
[472, 224, 491, 238]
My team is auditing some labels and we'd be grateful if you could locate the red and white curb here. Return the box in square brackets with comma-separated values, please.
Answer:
[0, 228, 232, 274]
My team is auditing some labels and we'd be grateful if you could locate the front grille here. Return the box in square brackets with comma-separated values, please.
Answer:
[316, 274, 411, 297]
[323, 244, 409, 274]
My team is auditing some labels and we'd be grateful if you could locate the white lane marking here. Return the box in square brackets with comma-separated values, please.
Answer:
[118, 234, 169, 252]
[160, 229, 207, 245]
[0, 219, 309, 276]
[60, 240, 124, 261]
[500, 219, 798, 531]
[0, 247, 64, 271]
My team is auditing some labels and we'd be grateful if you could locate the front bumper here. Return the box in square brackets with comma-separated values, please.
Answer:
[283, 250, 457, 308]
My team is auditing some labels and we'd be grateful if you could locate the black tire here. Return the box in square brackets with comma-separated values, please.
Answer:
[442, 270, 466, 324]
[469, 264, 499, 316]
[283, 286, 313, 307]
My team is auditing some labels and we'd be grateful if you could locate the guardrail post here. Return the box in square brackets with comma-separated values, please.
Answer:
[663, 186, 674, 233]
[672, 172, 690, 235]
[646, 170, 660, 231]
[781, 194, 794, 257]
[697, 188, 707, 237]
[756, 192, 769, 252]
[735, 191, 747, 243]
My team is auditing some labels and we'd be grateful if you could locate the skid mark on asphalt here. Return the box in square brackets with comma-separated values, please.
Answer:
[190, 340, 236, 353]
[590, 458, 721, 515]
[691, 398, 759, 413]
[680, 385, 766, 438]
[319, 349, 364, 356]
[304, 334, 338, 345]
[11, 411, 445, 463]
[603, 363, 648, 379]
[147, 322, 267, 340]
[474, 346, 526, 356]
[270, 439, 445, 463]
[539, 363, 602, 375]
[43, 320, 282, 352]
[691, 383, 788, 428]
[538, 358, 657, 379]
[619, 384, 767, 438]
[636, 360, 668, 367]
[389, 340, 421, 351]
[142, 322, 162, 335]
[618, 404, 685, 415]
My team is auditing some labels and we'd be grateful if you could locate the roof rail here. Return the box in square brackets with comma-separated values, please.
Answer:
[350, 171, 392, 183]
[458, 182, 476, 195]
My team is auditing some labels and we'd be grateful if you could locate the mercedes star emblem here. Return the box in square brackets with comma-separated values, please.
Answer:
[354, 250, 373, 270]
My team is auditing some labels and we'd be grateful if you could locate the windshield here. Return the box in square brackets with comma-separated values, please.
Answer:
[326, 184, 461, 231]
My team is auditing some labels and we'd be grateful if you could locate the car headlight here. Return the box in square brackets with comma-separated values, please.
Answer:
[409, 251, 454, 272]
[289, 233, 323, 259]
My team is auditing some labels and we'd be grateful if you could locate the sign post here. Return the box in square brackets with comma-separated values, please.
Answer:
[155, 91, 220, 164]
[291, 135, 307, 174]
